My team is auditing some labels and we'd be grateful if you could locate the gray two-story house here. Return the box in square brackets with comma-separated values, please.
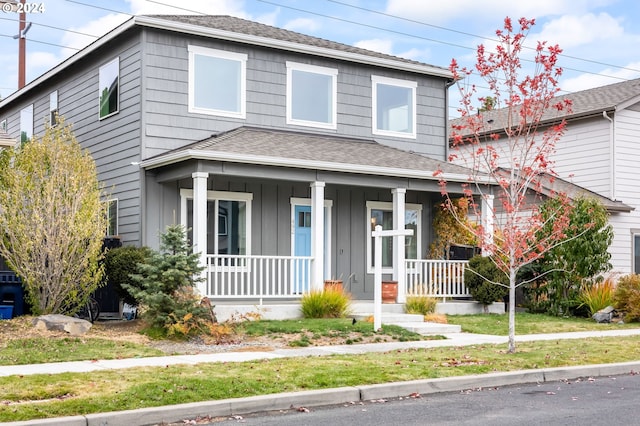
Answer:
[0, 15, 479, 317]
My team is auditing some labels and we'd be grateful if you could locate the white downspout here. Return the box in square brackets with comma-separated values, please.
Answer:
[603, 111, 615, 200]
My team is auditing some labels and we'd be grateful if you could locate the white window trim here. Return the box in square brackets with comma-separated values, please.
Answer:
[366, 201, 422, 274]
[105, 198, 118, 237]
[49, 90, 58, 127]
[188, 45, 247, 119]
[290, 197, 333, 279]
[371, 75, 417, 139]
[98, 57, 120, 121]
[632, 229, 640, 274]
[20, 104, 33, 143]
[286, 62, 338, 129]
[180, 189, 253, 255]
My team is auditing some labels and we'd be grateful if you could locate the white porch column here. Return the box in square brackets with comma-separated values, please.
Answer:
[481, 194, 494, 256]
[192, 172, 208, 295]
[392, 188, 407, 303]
[310, 181, 325, 291]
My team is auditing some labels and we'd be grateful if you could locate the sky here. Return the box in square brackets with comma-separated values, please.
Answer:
[2, 0, 640, 116]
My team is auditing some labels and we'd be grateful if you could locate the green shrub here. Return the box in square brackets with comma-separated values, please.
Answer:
[300, 287, 351, 318]
[123, 224, 209, 335]
[578, 278, 615, 316]
[404, 295, 437, 316]
[464, 255, 508, 310]
[613, 274, 640, 322]
[104, 245, 152, 306]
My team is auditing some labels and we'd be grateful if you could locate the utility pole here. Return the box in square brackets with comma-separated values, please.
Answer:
[17, 0, 28, 89]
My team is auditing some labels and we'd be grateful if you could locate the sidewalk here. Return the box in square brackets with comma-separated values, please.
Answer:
[5, 328, 640, 426]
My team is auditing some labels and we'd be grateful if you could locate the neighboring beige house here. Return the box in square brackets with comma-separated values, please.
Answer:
[450, 78, 640, 277]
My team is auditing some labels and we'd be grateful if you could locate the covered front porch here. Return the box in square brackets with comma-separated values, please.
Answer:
[141, 127, 493, 312]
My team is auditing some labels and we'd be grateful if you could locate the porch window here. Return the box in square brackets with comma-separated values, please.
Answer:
[188, 45, 247, 119]
[367, 201, 421, 273]
[286, 62, 337, 129]
[20, 104, 33, 144]
[371, 75, 416, 138]
[99, 57, 119, 120]
[181, 190, 252, 255]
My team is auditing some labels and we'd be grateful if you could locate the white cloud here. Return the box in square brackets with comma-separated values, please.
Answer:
[535, 13, 623, 48]
[561, 63, 640, 92]
[60, 13, 130, 57]
[284, 18, 320, 32]
[126, 0, 248, 16]
[354, 39, 393, 54]
[398, 47, 431, 62]
[385, 0, 611, 23]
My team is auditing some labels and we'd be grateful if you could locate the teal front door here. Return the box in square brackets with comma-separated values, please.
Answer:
[294, 205, 312, 292]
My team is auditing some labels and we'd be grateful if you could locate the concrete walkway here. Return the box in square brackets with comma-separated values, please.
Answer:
[4, 328, 640, 426]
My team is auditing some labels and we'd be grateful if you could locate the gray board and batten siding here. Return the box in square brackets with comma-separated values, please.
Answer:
[0, 15, 454, 257]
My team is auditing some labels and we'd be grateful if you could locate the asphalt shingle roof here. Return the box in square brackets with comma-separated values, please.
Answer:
[148, 15, 448, 72]
[450, 77, 640, 134]
[146, 126, 474, 178]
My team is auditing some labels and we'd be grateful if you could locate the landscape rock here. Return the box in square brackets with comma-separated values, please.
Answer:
[32, 314, 92, 336]
[592, 306, 616, 323]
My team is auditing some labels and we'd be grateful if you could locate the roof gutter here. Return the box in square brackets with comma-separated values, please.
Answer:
[140, 149, 490, 184]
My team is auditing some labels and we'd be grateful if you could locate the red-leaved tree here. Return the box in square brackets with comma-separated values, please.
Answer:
[437, 17, 588, 353]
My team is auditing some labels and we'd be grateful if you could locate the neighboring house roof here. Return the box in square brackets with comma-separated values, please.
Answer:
[0, 131, 15, 148]
[0, 15, 452, 108]
[450, 77, 640, 136]
[141, 126, 480, 183]
[535, 172, 632, 213]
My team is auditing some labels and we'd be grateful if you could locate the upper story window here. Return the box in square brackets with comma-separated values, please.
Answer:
[0, 119, 6, 133]
[99, 57, 119, 120]
[286, 62, 337, 129]
[188, 45, 247, 119]
[20, 104, 33, 144]
[372, 75, 416, 139]
[50, 90, 58, 126]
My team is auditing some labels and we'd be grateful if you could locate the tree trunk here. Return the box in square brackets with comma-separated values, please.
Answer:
[507, 267, 517, 353]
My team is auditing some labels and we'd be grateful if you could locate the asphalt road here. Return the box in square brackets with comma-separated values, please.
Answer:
[212, 373, 640, 425]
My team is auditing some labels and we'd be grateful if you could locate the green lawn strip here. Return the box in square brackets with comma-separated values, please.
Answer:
[447, 312, 638, 335]
[2, 335, 640, 422]
[0, 338, 164, 366]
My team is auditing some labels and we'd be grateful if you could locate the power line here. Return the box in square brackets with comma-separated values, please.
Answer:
[325, 0, 640, 76]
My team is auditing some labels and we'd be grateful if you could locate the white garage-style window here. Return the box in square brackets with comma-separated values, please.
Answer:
[181, 189, 252, 256]
[286, 62, 337, 129]
[366, 201, 421, 273]
[188, 45, 247, 119]
[372, 75, 416, 138]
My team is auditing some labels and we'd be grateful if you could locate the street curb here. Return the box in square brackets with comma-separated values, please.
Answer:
[5, 361, 640, 426]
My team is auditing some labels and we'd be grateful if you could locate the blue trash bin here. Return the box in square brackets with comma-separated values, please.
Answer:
[0, 273, 24, 317]
[0, 305, 12, 319]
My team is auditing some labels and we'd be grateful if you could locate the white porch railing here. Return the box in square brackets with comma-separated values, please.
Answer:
[204, 255, 469, 302]
[405, 259, 470, 301]
[205, 254, 312, 302]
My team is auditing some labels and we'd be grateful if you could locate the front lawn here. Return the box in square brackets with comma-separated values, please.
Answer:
[447, 312, 636, 335]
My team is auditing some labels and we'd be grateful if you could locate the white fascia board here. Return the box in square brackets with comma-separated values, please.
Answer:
[140, 149, 488, 184]
[0, 17, 137, 108]
[134, 16, 453, 79]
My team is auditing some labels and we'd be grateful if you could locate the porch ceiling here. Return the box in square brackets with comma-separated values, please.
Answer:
[141, 126, 482, 183]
